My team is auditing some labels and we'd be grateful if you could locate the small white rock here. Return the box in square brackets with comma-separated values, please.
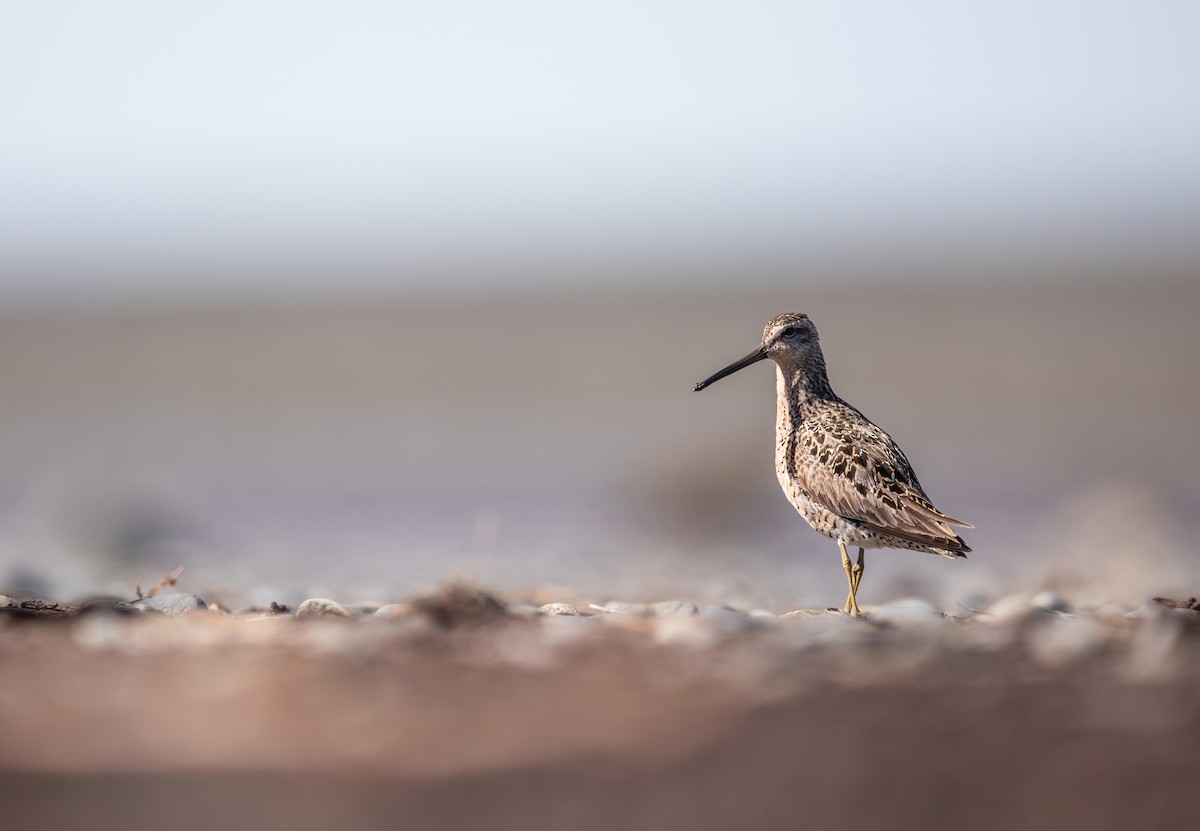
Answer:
[1031, 591, 1072, 614]
[778, 608, 876, 648]
[984, 593, 1038, 623]
[296, 598, 351, 618]
[650, 600, 699, 617]
[869, 598, 946, 627]
[780, 608, 848, 619]
[132, 592, 208, 618]
[591, 602, 651, 615]
[537, 603, 581, 616]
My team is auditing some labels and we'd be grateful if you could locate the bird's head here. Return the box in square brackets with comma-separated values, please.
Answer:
[694, 313, 818, 391]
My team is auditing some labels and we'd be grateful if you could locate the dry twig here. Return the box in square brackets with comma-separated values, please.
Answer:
[135, 565, 186, 600]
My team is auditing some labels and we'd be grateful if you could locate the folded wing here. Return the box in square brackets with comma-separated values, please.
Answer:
[791, 404, 972, 553]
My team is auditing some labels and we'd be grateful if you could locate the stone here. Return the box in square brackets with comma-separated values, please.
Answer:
[537, 603, 581, 616]
[1030, 591, 1072, 614]
[780, 608, 847, 619]
[591, 602, 651, 615]
[650, 599, 699, 617]
[869, 598, 946, 627]
[779, 608, 877, 648]
[412, 584, 509, 629]
[984, 593, 1046, 623]
[133, 592, 208, 617]
[296, 598, 351, 618]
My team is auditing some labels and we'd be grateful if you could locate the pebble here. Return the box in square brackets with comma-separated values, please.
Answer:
[0, 595, 15, 608]
[869, 598, 946, 627]
[1030, 591, 1072, 614]
[537, 603, 581, 616]
[650, 599, 699, 617]
[983, 593, 1058, 624]
[780, 608, 850, 620]
[778, 608, 876, 647]
[592, 602, 651, 615]
[132, 592, 208, 617]
[296, 598, 351, 618]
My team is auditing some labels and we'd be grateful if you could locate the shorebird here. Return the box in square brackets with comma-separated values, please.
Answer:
[694, 313, 971, 617]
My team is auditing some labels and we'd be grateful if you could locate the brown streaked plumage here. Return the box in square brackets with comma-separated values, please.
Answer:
[694, 313, 971, 617]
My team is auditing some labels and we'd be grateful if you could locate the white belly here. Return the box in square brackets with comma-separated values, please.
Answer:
[776, 466, 884, 547]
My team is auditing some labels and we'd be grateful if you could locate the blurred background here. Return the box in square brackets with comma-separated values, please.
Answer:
[2, 0, 1198, 609]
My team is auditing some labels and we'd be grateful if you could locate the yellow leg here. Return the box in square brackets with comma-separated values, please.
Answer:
[840, 541, 862, 617]
[851, 547, 865, 593]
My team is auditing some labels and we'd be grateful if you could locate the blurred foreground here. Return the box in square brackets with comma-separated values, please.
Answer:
[2, 587, 1198, 830]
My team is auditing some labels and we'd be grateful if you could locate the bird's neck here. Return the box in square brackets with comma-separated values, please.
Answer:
[774, 351, 836, 417]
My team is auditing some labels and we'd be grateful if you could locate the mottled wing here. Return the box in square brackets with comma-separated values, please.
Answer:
[789, 403, 972, 552]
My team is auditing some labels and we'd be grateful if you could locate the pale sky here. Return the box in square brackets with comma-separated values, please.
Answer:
[3, 1, 1198, 299]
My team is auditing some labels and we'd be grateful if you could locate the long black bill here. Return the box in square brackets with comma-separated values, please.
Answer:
[694, 345, 768, 391]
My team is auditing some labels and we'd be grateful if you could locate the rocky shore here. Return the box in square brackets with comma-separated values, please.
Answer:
[2, 583, 1198, 830]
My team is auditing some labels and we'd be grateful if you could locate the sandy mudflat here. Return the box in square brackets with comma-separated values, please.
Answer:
[2, 590, 1198, 831]
[2, 277, 1198, 605]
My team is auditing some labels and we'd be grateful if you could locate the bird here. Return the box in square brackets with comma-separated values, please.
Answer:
[694, 313, 971, 617]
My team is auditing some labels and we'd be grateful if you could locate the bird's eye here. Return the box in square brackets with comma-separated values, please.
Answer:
[781, 327, 797, 339]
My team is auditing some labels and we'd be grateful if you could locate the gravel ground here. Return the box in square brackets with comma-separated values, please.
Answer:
[1, 586, 1198, 830]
